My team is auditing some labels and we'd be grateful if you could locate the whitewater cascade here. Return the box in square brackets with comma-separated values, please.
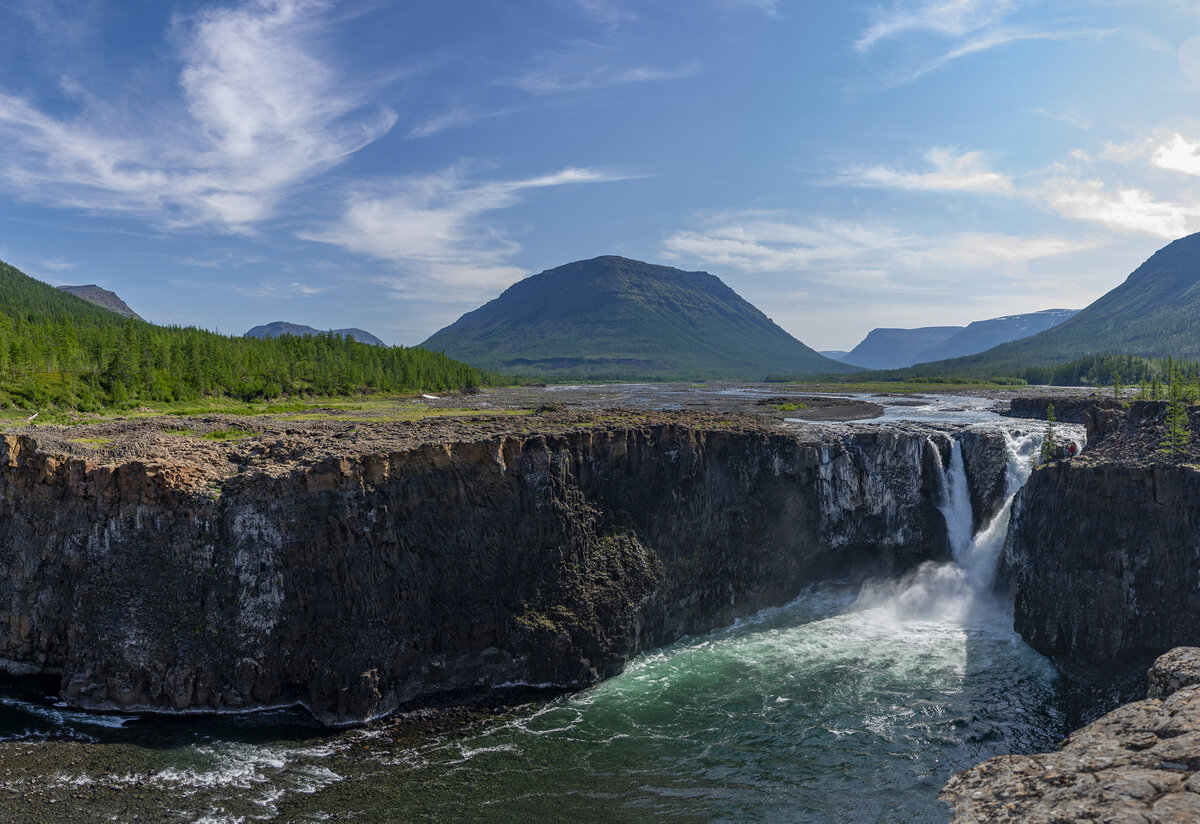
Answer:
[853, 428, 1042, 622]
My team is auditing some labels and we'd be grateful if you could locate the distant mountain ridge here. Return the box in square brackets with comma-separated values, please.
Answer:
[421, 255, 855, 379]
[916, 232, 1200, 371]
[244, 321, 385, 346]
[57, 284, 142, 320]
[917, 309, 1077, 363]
[840, 326, 961, 370]
[838, 310, 1078, 369]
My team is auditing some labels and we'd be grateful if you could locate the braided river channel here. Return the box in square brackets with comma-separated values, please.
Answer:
[0, 396, 1081, 823]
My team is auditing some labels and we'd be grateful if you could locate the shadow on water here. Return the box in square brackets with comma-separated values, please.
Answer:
[0, 670, 327, 748]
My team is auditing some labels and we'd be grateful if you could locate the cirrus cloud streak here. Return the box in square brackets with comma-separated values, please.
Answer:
[0, 0, 395, 231]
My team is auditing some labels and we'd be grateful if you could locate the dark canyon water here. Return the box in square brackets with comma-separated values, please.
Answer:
[0, 400, 1079, 823]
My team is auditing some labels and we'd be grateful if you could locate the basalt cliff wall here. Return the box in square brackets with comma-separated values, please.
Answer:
[1000, 401, 1200, 669]
[0, 419, 992, 726]
[948, 401, 1200, 821]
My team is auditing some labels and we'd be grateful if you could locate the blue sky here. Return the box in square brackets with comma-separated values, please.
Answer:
[1, 0, 1199, 350]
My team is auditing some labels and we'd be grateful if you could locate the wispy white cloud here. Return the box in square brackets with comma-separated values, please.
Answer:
[661, 212, 1095, 282]
[0, 0, 394, 231]
[407, 106, 478, 139]
[512, 60, 702, 94]
[660, 210, 1113, 347]
[39, 257, 78, 272]
[842, 132, 1200, 240]
[304, 165, 635, 300]
[1027, 106, 1093, 131]
[711, 0, 781, 15]
[853, 1, 1116, 91]
[1180, 34, 1200, 84]
[1046, 179, 1200, 238]
[855, 0, 1021, 53]
[568, 0, 635, 24]
[227, 279, 329, 299]
[870, 27, 1114, 90]
[1152, 133, 1200, 176]
[1039, 131, 1200, 237]
[841, 147, 1013, 194]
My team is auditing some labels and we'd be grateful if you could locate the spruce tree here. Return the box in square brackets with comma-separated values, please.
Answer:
[1161, 375, 1192, 457]
[1037, 402, 1058, 466]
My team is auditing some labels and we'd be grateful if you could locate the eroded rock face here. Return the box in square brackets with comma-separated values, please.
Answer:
[1001, 458, 1200, 667]
[1003, 395, 1122, 424]
[942, 648, 1200, 823]
[958, 429, 1011, 532]
[0, 422, 979, 725]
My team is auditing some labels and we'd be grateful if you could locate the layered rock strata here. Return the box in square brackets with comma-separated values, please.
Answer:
[1001, 402, 1200, 668]
[0, 415, 987, 725]
[942, 648, 1200, 823]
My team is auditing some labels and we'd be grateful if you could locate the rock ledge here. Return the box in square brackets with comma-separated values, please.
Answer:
[943, 647, 1200, 823]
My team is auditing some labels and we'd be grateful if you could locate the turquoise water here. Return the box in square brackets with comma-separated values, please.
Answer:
[389, 586, 1064, 824]
[0, 580, 1065, 823]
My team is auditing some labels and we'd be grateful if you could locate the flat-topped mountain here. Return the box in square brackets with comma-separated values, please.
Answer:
[57, 284, 142, 320]
[916, 309, 1077, 363]
[839, 310, 1077, 370]
[245, 321, 384, 346]
[421, 256, 855, 379]
[841, 326, 962, 370]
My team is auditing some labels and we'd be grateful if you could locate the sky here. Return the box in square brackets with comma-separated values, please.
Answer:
[1, 1, 1200, 350]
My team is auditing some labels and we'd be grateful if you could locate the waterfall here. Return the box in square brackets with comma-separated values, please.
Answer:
[937, 440, 973, 559]
[954, 429, 1040, 591]
[853, 428, 1043, 622]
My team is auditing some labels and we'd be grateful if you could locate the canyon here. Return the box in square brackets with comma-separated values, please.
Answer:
[1, 389, 1198, 821]
[0, 409, 1014, 726]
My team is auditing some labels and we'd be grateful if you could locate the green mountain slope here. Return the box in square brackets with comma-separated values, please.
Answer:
[892, 233, 1200, 378]
[0, 259, 487, 410]
[421, 256, 855, 379]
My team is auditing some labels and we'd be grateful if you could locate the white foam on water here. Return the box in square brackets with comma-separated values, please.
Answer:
[0, 694, 139, 733]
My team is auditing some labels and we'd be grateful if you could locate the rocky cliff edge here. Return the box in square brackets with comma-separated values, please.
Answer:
[0, 410, 1003, 726]
[943, 647, 1200, 823]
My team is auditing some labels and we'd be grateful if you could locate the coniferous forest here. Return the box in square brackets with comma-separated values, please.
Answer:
[0, 260, 492, 411]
